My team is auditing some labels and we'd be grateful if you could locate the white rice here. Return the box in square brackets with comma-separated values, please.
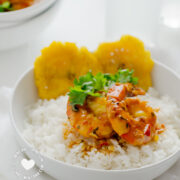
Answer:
[23, 88, 180, 170]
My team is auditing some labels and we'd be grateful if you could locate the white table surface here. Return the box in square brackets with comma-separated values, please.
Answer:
[0, 0, 180, 179]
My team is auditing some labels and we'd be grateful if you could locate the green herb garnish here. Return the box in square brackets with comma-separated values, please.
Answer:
[68, 69, 138, 109]
[0, 1, 12, 12]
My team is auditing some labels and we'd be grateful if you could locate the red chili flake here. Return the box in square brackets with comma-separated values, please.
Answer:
[144, 124, 151, 136]
[99, 142, 109, 147]
[88, 127, 93, 133]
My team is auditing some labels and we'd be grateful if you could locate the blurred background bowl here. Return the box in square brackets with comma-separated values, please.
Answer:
[0, 0, 56, 28]
[0, 0, 59, 50]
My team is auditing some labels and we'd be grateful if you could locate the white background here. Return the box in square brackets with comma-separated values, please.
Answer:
[0, 0, 180, 179]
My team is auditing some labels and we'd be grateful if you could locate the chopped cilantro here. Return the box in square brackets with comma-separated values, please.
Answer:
[114, 69, 138, 84]
[0, 6, 4, 12]
[68, 69, 138, 109]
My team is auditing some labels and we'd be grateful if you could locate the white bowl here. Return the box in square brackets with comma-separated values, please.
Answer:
[10, 61, 180, 180]
[0, 0, 60, 50]
[0, 0, 56, 27]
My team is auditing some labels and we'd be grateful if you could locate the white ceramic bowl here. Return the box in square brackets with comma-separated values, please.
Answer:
[0, 0, 56, 27]
[10, 61, 180, 180]
[0, 0, 60, 50]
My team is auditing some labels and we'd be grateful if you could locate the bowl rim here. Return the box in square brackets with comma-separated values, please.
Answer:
[0, 0, 56, 20]
[10, 60, 180, 173]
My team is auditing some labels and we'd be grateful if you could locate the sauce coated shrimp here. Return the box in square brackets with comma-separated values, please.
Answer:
[107, 83, 157, 145]
[67, 96, 113, 139]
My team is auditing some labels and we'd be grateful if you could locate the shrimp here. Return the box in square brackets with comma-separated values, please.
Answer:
[67, 96, 113, 139]
[120, 98, 157, 145]
[107, 83, 157, 145]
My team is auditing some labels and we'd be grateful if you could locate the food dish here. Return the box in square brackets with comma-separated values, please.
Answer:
[0, 0, 57, 50]
[24, 86, 180, 170]
[0, 0, 56, 28]
[11, 35, 180, 180]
